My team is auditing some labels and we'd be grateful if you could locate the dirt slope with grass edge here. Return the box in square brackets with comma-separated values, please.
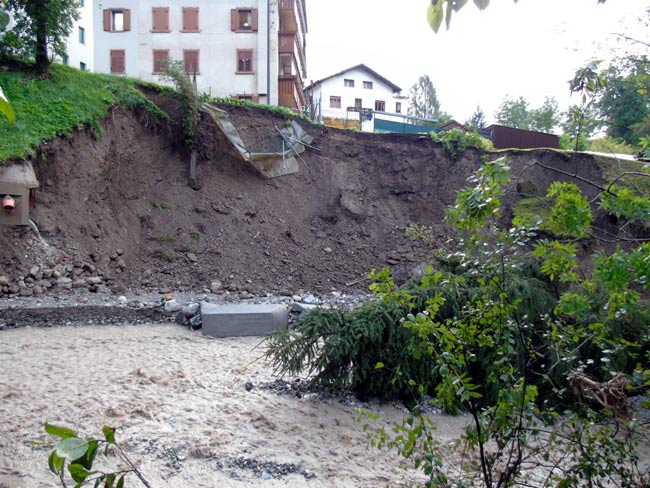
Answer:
[0, 69, 629, 298]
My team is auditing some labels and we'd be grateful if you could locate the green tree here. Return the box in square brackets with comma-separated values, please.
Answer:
[529, 95, 560, 132]
[465, 105, 487, 131]
[408, 74, 452, 124]
[597, 64, 650, 145]
[494, 95, 530, 128]
[495, 95, 560, 132]
[1, 0, 80, 75]
[0, 0, 14, 124]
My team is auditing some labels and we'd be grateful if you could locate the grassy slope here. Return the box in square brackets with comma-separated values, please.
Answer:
[0, 64, 168, 163]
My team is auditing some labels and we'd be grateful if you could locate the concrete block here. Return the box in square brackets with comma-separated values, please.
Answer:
[200, 302, 288, 337]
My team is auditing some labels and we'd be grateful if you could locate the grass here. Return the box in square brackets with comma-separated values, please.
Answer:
[0, 63, 168, 163]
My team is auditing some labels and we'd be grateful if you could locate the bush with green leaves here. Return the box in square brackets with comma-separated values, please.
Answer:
[431, 128, 493, 159]
[44, 423, 151, 487]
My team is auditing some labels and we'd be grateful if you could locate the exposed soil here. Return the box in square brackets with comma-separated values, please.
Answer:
[0, 95, 625, 298]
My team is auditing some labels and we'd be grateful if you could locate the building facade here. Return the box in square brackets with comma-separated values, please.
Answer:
[304, 64, 406, 130]
[62, 0, 95, 71]
[64, 0, 307, 110]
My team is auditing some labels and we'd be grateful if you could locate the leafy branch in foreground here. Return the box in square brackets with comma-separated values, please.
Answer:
[45, 423, 151, 488]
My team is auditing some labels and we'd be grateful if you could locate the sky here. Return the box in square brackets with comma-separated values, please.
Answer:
[305, 0, 648, 127]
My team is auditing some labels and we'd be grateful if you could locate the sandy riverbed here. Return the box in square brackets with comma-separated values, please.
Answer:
[0, 323, 470, 487]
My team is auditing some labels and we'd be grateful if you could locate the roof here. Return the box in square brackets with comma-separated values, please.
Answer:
[306, 64, 402, 93]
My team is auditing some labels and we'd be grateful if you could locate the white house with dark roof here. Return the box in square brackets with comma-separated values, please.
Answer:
[304, 64, 407, 131]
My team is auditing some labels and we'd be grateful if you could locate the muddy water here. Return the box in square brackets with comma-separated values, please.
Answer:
[0, 324, 468, 487]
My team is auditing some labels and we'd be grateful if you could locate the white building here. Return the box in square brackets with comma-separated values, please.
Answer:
[60, 0, 95, 71]
[304, 64, 407, 131]
[88, 0, 307, 110]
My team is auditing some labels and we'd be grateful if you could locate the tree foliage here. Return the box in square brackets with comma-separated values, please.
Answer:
[494, 95, 560, 133]
[465, 104, 487, 131]
[1, 0, 80, 75]
[427, 0, 607, 33]
[597, 62, 650, 145]
[408, 74, 452, 124]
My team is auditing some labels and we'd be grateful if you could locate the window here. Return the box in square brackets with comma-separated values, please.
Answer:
[110, 50, 126, 74]
[375, 100, 385, 111]
[78, 27, 85, 44]
[363, 81, 373, 89]
[151, 7, 170, 33]
[62, 55, 69, 66]
[237, 49, 253, 74]
[344, 79, 354, 87]
[396, 102, 402, 114]
[231, 8, 258, 32]
[329, 96, 341, 109]
[182, 7, 199, 32]
[80, 0, 84, 5]
[153, 49, 169, 74]
[279, 53, 292, 76]
[183, 49, 199, 74]
[79, 62, 86, 71]
[354, 98, 362, 109]
[103, 9, 131, 32]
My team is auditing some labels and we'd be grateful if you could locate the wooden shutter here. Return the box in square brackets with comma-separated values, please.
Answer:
[152, 7, 169, 32]
[182, 7, 199, 32]
[103, 9, 111, 31]
[251, 9, 258, 31]
[231, 9, 238, 31]
[110, 50, 125, 74]
[153, 50, 169, 74]
[123, 9, 131, 31]
[183, 50, 199, 74]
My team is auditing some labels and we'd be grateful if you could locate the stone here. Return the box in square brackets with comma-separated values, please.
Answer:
[19, 288, 34, 297]
[164, 300, 183, 313]
[187, 252, 198, 263]
[117, 295, 128, 304]
[323, 247, 332, 253]
[175, 310, 187, 326]
[0, 276, 10, 286]
[57, 277, 72, 285]
[8, 284, 19, 294]
[72, 279, 86, 288]
[200, 302, 288, 337]
[86, 276, 103, 285]
[182, 302, 200, 318]
[302, 294, 318, 304]
[17, 280, 27, 290]
[189, 314, 202, 330]
[42, 269, 53, 279]
[288, 302, 318, 313]
[29, 266, 40, 278]
[210, 281, 222, 293]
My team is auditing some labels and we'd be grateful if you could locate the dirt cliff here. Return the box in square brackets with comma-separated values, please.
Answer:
[0, 99, 613, 297]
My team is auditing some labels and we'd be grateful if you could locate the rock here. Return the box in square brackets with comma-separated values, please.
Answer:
[33, 285, 43, 296]
[323, 247, 332, 253]
[96, 285, 111, 294]
[164, 300, 183, 313]
[29, 266, 40, 278]
[116, 249, 124, 256]
[115, 258, 126, 269]
[245, 382, 253, 391]
[42, 269, 53, 279]
[186, 252, 198, 263]
[20, 288, 34, 297]
[189, 314, 202, 330]
[175, 310, 187, 326]
[57, 277, 72, 285]
[302, 294, 318, 304]
[117, 295, 128, 304]
[0, 276, 10, 286]
[52, 270, 62, 279]
[8, 284, 19, 294]
[182, 303, 200, 318]
[17, 280, 27, 290]
[86, 276, 103, 285]
[72, 279, 86, 288]
[209, 281, 222, 293]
